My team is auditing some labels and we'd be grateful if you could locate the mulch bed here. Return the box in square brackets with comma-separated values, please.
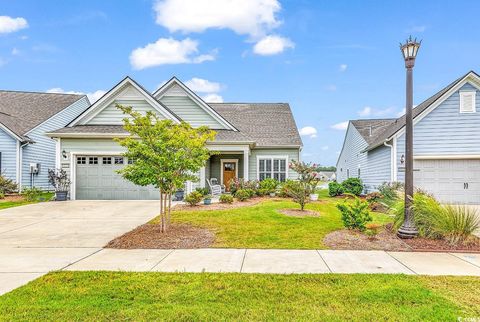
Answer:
[324, 225, 480, 252]
[0, 194, 24, 202]
[173, 197, 273, 211]
[278, 209, 320, 217]
[105, 223, 215, 249]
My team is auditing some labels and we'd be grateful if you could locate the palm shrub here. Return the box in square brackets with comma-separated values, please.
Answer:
[434, 205, 480, 245]
[336, 196, 372, 231]
[341, 178, 363, 196]
[328, 182, 344, 197]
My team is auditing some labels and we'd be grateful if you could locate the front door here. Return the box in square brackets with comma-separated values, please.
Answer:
[223, 161, 237, 191]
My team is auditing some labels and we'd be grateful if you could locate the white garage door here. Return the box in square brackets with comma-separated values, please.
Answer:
[414, 159, 480, 204]
[75, 155, 159, 200]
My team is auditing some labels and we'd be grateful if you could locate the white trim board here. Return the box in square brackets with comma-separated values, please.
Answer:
[414, 155, 480, 160]
[70, 77, 181, 126]
[220, 159, 239, 185]
[153, 77, 237, 131]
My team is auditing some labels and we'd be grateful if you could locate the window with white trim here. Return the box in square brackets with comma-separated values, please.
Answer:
[114, 157, 124, 165]
[258, 157, 287, 182]
[460, 91, 476, 113]
[76, 156, 86, 164]
[102, 157, 112, 165]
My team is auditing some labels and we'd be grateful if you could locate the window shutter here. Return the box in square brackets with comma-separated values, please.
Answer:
[460, 91, 476, 113]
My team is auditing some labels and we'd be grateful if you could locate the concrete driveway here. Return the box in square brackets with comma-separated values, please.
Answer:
[0, 200, 159, 294]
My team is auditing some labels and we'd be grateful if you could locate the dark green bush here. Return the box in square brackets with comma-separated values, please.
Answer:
[235, 189, 250, 201]
[195, 187, 209, 196]
[259, 178, 279, 193]
[257, 188, 269, 196]
[219, 194, 234, 204]
[185, 191, 203, 206]
[328, 182, 344, 197]
[341, 178, 363, 196]
[336, 196, 372, 231]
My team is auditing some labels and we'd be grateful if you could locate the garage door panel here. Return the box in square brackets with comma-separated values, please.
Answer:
[76, 155, 159, 200]
[414, 159, 480, 205]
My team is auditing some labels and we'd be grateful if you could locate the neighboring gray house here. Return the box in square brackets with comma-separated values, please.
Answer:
[47, 76, 302, 200]
[337, 71, 480, 204]
[0, 91, 90, 190]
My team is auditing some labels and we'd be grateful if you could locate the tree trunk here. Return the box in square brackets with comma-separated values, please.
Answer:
[167, 192, 172, 226]
[159, 189, 165, 233]
[163, 192, 168, 232]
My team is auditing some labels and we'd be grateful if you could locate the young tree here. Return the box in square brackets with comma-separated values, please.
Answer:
[115, 104, 216, 232]
[286, 161, 320, 210]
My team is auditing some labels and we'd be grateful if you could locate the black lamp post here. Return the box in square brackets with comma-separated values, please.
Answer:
[397, 36, 421, 239]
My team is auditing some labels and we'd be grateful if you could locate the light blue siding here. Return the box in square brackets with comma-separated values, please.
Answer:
[249, 148, 300, 180]
[21, 97, 90, 189]
[336, 122, 392, 191]
[87, 99, 166, 125]
[0, 127, 18, 182]
[336, 123, 367, 183]
[160, 96, 227, 129]
[396, 82, 480, 182]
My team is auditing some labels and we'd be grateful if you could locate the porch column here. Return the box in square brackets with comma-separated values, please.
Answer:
[243, 147, 249, 181]
[199, 166, 206, 188]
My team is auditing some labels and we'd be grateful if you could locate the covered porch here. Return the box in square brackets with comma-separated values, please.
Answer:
[186, 145, 250, 194]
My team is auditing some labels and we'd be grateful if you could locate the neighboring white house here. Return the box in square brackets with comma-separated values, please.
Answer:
[336, 71, 480, 204]
[47, 76, 302, 200]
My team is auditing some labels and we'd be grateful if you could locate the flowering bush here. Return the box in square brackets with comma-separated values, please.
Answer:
[229, 178, 259, 195]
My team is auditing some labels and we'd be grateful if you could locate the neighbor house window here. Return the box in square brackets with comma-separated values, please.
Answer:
[258, 157, 288, 182]
[76, 156, 86, 164]
[460, 91, 476, 113]
[88, 157, 98, 165]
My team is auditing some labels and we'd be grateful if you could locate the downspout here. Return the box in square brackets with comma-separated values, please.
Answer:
[383, 140, 394, 182]
[18, 141, 30, 192]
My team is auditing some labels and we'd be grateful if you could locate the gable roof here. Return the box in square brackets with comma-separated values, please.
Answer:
[48, 102, 303, 147]
[70, 76, 181, 126]
[350, 119, 396, 145]
[154, 77, 238, 131]
[209, 103, 303, 147]
[0, 90, 84, 140]
[363, 70, 480, 152]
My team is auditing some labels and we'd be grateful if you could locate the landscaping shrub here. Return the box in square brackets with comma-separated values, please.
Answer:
[259, 178, 279, 193]
[219, 194, 234, 204]
[341, 178, 363, 196]
[235, 189, 250, 201]
[433, 205, 480, 245]
[243, 188, 256, 198]
[336, 196, 372, 231]
[365, 223, 382, 239]
[22, 187, 43, 202]
[366, 192, 383, 203]
[328, 182, 344, 197]
[0, 173, 17, 194]
[365, 192, 386, 212]
[229, 179, 259, 196]
[277, 180, 293, 197]
[283, 180, 309, 210]
[0, 192, 4, 199]
[195, 187, 209, 196]
[378, 181, 404, 205]
[184, 191, 203, 206]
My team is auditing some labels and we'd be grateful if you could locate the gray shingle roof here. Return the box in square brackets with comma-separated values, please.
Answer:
[363, 71, 476, 151]
[0, 90, 84, 139]
[350, 119, 396, 145]
[49, 102, 303, 147]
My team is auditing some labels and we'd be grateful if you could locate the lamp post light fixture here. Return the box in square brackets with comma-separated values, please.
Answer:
[397, 36, 421, 239]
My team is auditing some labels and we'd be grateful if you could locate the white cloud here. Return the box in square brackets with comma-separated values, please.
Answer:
[253, 35, 294, 55]
[358, 106, 372, 117]
[331, 121, 348, 130]
[47, 88, 107, 103]
[185, 78, 221, 93]
[154, 0, 281, 38]
[202, 93, 223, 103]
[129, 37, 215, 70]
[0, 16, 28, 34]
[339, 64, 347, 72]
[325, 84, 337, 92]
[321, 145, 329, 151]
[11, 48, 20, 56]
[299, 126, 317, 139]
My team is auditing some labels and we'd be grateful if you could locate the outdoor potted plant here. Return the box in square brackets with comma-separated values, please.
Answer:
[48, 168, 71, 201]
[174, 188, 184, 201]
[203, 194, 212, 205]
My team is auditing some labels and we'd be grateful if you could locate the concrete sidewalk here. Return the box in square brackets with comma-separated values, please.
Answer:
[2, 248, 480, 295]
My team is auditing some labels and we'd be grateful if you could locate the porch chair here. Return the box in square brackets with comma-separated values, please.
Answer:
[207, 178, 224, 196]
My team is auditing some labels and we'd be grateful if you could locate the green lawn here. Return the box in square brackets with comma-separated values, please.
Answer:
[1, 271, 479, 321]
[154, 190, 391, 249]
[0, 193, 54, 211]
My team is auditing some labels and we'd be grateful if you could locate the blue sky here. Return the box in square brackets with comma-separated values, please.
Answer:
[1, 0, 480, 166]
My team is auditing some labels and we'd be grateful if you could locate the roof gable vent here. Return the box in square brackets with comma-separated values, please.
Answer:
[460, 91, 476, 113]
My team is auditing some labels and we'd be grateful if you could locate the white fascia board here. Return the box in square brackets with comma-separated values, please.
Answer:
[71, 77, 181, 126]
[154, 77, 238, 131]
[0, 122, 22, 141]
